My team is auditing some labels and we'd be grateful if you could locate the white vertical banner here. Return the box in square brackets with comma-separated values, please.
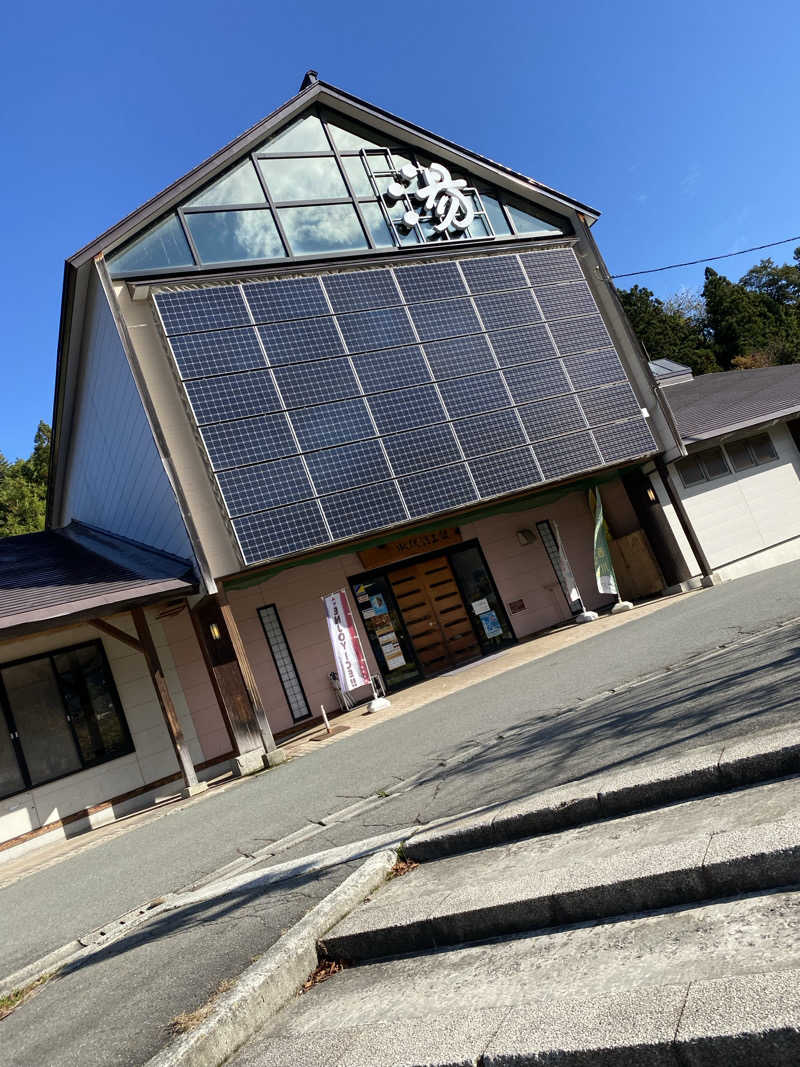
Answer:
[323, 589, 372, 693]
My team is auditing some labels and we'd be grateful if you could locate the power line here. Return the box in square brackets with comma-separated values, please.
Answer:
[610, 235, 800, 280]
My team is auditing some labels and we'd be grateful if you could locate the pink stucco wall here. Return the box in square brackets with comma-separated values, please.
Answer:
[223, 479, 641, 738]
[159, 608, 232, 761]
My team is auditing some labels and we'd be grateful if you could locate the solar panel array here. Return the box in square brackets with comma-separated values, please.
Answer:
[154, 247, 656, 564]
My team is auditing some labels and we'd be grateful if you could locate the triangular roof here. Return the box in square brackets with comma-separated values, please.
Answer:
[68, 74, 600, 270]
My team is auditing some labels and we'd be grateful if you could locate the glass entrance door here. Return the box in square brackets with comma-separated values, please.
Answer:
[351, 574, 423, 691]
[350, 539, 515, 694]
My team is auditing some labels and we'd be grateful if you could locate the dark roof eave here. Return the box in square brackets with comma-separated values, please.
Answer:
[65, 79, 600, 272]
[0, 577, 197, 644]
[681, 405, 800, 445]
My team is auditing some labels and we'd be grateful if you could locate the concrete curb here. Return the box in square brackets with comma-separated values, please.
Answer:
[142, 848, 397, 1067]
[404, 724, 800, 862]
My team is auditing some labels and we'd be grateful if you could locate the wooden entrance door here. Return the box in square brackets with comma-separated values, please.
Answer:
[388, 555, 480, 677]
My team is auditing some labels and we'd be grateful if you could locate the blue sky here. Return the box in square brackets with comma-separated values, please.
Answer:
[1, 1, 798, 460]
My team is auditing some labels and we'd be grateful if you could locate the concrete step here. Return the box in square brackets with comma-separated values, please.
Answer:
[403, 724, 800, 862]
[232, 960, 800, 1066]
[322, 775, 800, 962]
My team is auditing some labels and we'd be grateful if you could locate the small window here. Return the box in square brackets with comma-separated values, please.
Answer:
[676, 455, 706, 487]
[725, 440, 756, 472]
[722, 432, 778, 472]
[697, 447, 729, 479]
[257, 606, 311, 722]
[749, 433, 778, 464]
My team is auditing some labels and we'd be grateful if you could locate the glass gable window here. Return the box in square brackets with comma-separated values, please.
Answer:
[0, 641, 133, 799]
[107, 107, 571, 276]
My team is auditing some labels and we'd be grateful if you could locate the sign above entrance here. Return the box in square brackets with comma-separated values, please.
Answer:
[358, 528, 462, 569]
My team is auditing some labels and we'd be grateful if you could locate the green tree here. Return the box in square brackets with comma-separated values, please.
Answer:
[0, 421, 51, 537]
[703, 260, 800, 369]
[616, 284, 719, 374]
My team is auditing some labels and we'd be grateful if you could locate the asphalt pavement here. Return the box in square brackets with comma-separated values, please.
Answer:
[3, 559, 800, 980]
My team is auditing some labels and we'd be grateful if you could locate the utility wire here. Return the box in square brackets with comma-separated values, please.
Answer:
[610, 234, 800, 280]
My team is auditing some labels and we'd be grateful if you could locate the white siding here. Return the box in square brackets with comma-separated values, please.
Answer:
[0, 611, 212, 852]
[665, 425, 800, 579]
[60, 274, 193, 559]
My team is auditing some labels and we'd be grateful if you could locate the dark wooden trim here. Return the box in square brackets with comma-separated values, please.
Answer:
[188, 602, 240, 756]
[0, 752, 235, 854]
[216, 586, 278, 752]
[89, 617, 144, 654]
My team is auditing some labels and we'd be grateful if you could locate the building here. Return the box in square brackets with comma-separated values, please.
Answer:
[2, 73, 706, 855]
[647, 363, 800, 581]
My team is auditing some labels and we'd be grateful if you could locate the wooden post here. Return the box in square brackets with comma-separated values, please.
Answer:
[131, 606, 201, 791]
[216, 586, 278, 754]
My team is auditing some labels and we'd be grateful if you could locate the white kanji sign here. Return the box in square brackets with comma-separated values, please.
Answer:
[387, 162, 475, 234]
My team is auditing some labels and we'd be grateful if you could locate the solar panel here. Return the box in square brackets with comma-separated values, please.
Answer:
[155, 286, 250, 335]
[422, 334, 496, 379]
[257, 316, 343, 364]
[351, 345, 431, 393]
[469, 447, 542, 497]
[367, 385, 446, 434]
[592, 418, 656, 462]
[380, 423, 463, 474]
[519, 248, 583, 287]
[272, 358, 358, 408]
[578, 382, 640, 425]
[549, 315, 613, 357]
[562, 349, 626, 390]
[306, 440, 391, 494]
[394, 260, 466, 302]
[473, 290, 542, 331]
[503, 360, 571, 403]
[156, 247, 651, 564]
[289, 399, 375, 451]
[453, 408, 526, 457]
[216, 456, 313, 516]
[321, 481, 407, 539]
[243, 277, 328, 323]
[533, 432, 602, 480]
[233, 501, 329, 563]
[399, 464, 475, 517]
[534, 280, 598, 321]
[200, 413, 297, 470]
[488, 323, 557, 367]
[184, 370, 281, 424]
[438, 372, 510, 418]
[407, 298, 482, 342]
[517, 395, 586, 442]
[323, 269, 400, 312]
[168, 328, 266, 379]
[337, 306, 416, 353]
[460, 254, 527, 294]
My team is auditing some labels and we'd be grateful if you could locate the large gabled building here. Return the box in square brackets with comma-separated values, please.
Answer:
[2, 74, 701, 854]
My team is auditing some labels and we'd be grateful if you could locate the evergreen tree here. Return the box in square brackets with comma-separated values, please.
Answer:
[618, 247, 800, 373]
[0, 421, 51, 537]
[616, 284, 719, 374]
